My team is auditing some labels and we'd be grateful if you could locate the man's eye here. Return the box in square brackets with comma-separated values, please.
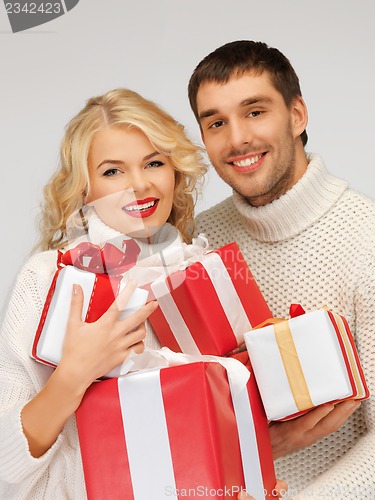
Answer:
[147, 161, 164, 168]
[209, 120, 225, 129]
[103, 168, 120, 176]
[248, 111, 261, 117]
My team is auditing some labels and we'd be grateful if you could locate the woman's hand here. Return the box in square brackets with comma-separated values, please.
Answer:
[59, 281, 157, 390]
[21, 281, 157, 458]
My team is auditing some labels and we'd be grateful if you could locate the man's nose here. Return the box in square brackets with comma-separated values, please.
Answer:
[227, 120, 251, 149]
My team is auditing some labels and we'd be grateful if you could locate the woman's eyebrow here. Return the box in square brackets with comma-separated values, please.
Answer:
[96, 159, 124, 169]
[96, 151, 160, 169]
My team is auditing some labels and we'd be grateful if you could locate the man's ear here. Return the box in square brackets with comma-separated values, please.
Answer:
[291, 96, 308, 139]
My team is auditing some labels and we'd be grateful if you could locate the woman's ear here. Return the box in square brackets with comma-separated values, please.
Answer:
[291, 96, 308, 139]
[79, 207, 89, 234]
[83, 184, 90, 203]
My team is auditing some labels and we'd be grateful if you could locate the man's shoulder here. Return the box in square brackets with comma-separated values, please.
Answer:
[334, 189, 375, 256]
[345, 188, 375, 206]
[195, 196, 236, 229]
[194, 196, 241, 247]
[340, 188, 375, 222]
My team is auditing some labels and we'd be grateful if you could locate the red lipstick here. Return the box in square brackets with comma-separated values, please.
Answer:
[122, 197, 159, 218]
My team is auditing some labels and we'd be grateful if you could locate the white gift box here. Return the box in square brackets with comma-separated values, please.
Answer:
[244, 309, 370, 421]
[31, 265, 148, 378]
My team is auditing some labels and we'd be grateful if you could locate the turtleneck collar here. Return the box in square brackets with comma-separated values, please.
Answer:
[77, 208, 182, 260]
[232, 153, 348, 243]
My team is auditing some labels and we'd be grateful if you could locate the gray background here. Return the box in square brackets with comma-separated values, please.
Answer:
[1, 0, 374, 309]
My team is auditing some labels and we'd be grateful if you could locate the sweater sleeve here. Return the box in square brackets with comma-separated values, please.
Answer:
[295, 258, 375, 500]
[0, 255, 65, 485]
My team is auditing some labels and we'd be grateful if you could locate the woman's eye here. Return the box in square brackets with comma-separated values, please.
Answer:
[147, 161, 164, 168]
[103, 168, 120, 176]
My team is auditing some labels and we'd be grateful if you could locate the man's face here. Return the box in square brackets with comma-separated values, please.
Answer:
[196, 71, 308, 206]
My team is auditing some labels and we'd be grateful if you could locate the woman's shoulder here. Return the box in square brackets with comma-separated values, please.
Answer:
[23, 249, 59, 271]
[1, 250, 60, 328]
[17, 250, 60, 286]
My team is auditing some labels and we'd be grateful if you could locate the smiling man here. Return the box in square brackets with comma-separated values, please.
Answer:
[189, 41, 375, 499]
[195, 70, 307, 207]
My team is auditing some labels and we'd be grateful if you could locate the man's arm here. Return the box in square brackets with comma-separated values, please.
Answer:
[292, 257, 375, 499]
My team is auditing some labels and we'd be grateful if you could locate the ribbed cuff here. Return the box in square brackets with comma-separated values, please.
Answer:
[0, 403, 63, 483]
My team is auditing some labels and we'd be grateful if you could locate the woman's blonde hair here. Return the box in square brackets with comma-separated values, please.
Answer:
[37, 88, 207, 250]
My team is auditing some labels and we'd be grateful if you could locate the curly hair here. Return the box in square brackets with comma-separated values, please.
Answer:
[37, 88, 207, 250]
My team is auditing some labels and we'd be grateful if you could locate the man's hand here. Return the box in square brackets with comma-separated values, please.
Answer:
[269, 400, 361, 459]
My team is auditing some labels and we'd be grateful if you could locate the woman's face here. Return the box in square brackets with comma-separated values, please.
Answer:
[86, 126, 175, 238]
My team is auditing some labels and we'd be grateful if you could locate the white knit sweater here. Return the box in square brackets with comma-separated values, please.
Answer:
[196, 154, 375, 500]
[0, 215, 162, 499]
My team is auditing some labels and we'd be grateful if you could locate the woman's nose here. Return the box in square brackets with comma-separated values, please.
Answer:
[126, 170, 150, 194]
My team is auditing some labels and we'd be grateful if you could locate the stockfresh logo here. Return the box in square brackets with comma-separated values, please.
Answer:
[4, 0, 79, 32]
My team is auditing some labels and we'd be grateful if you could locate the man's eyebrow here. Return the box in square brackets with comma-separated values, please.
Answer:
[96, 151, 160, 169]
[199, 96, 273, 120]
[240, 96, 273, 107]
[198, 108, 219, 120]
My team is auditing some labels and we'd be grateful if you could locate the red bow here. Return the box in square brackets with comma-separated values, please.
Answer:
[289, 303, 306, 318]
[59, 241, 141, 275]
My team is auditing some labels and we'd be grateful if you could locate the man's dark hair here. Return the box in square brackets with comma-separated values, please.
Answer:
[188, 40, 308, 146]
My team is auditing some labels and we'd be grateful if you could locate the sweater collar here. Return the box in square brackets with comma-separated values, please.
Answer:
[77, 208, 182, 260]
[232, 153, 348, 242]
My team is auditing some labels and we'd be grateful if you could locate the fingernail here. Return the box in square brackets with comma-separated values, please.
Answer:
[150, 301, 158, 310]
[73, 284, 79, 295]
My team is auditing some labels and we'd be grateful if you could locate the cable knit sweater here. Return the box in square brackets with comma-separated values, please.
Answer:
[196, 154, 375, 500]
[0, 214, 162, 499]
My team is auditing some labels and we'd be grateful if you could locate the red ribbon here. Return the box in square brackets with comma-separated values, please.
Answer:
[59, 241, 141, 275]
[289, 303, 306, 318]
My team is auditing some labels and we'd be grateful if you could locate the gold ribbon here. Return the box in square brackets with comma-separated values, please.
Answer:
[252, 316, 313, 411]
[273, 320, 314, 412]
[331, 312, 364, 398]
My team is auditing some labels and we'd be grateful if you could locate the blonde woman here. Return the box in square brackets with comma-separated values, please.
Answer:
[0, 89, 285, 499]
[0, 87, 205, 497]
